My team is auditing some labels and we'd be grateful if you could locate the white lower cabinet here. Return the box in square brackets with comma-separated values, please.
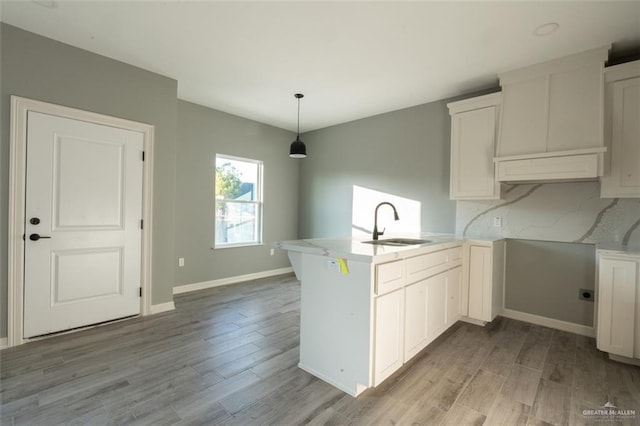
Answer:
[292, 239, 500, 396]
[446, 267, 462, 326]
[374, 288, 405, 386]
[404, 278, 428, 361]
[404, 266, 462, 361]
[426, 272, 449, 343]
[467, 245, 492, 320]
[463, 240, 505, 322]
[596, 251, 640, 360]
[374, 246, 462, 385]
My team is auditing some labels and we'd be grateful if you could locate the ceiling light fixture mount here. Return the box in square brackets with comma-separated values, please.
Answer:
[289, 93, 307, 158]
[534, 22, 560, 37]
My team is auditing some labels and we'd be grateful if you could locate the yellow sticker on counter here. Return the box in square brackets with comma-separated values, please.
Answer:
[337, 257, 349, 275]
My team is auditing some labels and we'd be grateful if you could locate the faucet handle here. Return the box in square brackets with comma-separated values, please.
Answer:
[379, 228, 385, 236]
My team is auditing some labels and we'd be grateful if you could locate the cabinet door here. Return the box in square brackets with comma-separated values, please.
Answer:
[601, 76, 640, 198]
[426, 272, 448, 342]
[467, 245, 492, 322]
[447, 267, 462, 326]
[450, 106, 500, 200]
[374, 289, 404, 386]
[404, 279, 428, 361]
[597, 258, 637, 357]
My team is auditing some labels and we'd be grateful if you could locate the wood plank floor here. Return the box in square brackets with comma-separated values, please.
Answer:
[2, 274, 639, 425]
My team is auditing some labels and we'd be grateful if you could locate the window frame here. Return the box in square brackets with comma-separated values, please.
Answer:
[213, 153, 264, 249]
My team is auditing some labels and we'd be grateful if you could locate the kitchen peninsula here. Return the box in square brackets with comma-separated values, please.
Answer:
[273, 234, 505, 396]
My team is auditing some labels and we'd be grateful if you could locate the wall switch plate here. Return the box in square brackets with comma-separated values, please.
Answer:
[493, 216, 502, 227]
[178, 257, 185, 267]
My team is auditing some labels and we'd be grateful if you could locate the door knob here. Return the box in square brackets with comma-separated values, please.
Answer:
[30, 218, 41, 225]
[29, 233, 51, 241]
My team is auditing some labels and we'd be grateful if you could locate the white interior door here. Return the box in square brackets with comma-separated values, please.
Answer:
[23, 111, 144, 338]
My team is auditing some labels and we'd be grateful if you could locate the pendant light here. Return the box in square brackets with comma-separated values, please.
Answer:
[289, 93, 307, 158]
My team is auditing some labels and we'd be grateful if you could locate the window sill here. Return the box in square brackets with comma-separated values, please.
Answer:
[213, 242, 263, 250]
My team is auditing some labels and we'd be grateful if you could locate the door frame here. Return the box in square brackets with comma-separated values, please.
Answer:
[8, 96, 155, 347]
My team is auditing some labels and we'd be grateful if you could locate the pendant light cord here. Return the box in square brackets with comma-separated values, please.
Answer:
[297, 97, 300, 137]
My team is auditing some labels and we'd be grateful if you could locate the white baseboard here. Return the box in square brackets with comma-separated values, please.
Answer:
[0, 337, 8, 350]
[173, 267, 294, 295]
[609, 353, 640, 366]
[501, 308, 595, 337]
[150, 301, 176, 314]
[459, 316, 488, 327]
[298, 362, 364, 397]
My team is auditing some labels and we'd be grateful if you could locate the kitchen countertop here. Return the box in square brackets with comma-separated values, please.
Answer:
[272, 233, 467, 263]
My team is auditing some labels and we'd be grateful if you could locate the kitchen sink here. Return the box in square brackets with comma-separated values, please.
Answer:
[362, 238, 433, 246]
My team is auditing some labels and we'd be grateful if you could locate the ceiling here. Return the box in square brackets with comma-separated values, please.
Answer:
[1, 1, 639, 132]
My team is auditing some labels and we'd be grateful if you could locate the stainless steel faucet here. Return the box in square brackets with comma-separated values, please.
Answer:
[373, 202, 400, 240]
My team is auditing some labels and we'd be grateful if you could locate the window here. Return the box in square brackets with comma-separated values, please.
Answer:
[214, 154, 263, 248]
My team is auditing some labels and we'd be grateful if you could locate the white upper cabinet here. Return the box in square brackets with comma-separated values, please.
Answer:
[448, 93, 502, 200]
[494, 46, 610, 182]
[601, 61, 640, 198]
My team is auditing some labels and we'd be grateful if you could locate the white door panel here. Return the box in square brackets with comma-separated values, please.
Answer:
[54, 136, 125, 229]
[24, 111, 143, 338]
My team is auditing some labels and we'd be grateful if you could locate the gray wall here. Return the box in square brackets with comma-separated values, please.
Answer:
[174, 101, 299, 287]
[0, 24, 178, 336]
[505, 239, 596, 326]
[298, 100, 456, 238]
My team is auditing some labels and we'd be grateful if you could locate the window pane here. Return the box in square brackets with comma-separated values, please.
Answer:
[215, 201, 259, 245]
[215, 157, 259, 201]
[214, 154, 262, 248]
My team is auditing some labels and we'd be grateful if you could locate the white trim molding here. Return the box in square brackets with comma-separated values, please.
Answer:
[609, 354, 640, 367]
[459, 316, 488, 327]
[501, 308, 595, 338]
[150, 302, 176, 315]
[173, 267, 294, 295]
[7, 96, 155, 348]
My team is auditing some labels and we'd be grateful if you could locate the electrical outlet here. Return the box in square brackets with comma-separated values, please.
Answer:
[270, 248, 275, 256]
[178, 257, 185, 267]
[493, 216, 502, 227]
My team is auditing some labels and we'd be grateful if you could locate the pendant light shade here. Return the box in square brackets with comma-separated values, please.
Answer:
[289, 93, 307, 158]
[289, 136, 307, 158]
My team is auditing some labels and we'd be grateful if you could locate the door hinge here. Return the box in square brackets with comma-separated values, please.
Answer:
[142, 151, 145, 161]
[139, 287, 142, 297]
[140, 219, 144, 230]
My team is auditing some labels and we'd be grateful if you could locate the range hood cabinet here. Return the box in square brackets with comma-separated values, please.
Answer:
[494, 46, 610, 182]
[494, 147, 606, 183]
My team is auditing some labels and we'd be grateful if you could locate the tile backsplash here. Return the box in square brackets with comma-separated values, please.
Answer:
[456, 182, 640, 247]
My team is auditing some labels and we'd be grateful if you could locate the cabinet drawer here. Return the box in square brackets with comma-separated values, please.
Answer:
[375, 261, 405, 296]
[449, 246, 462, 261]
[406, 247, 461, 284]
